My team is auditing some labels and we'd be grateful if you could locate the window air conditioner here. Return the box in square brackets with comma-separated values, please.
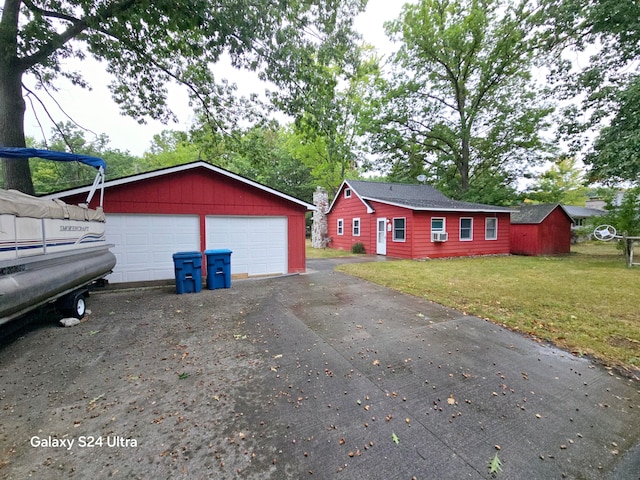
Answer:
[431, 231, 448, 242]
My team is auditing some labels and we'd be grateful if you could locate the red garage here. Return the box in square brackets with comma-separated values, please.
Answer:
[510, 204, 574, 256]
[50, 161, 313, 283]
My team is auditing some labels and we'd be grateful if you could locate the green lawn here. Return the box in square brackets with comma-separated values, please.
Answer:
[330, 242, 639, 374]
[305, 239, 358, 259]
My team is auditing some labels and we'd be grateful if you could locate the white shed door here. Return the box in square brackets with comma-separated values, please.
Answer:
[206, 216, 287, 276]
[106, 214, 200, 283]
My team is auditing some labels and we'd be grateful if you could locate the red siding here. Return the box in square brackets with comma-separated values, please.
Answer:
[510, 207, 572, 256]
[327, 184, 511, 259]
[57, 167, 308, 273]
[327, 187, 373, 253]
[411, 210, 511, 259]
[510, 224, 539, 255]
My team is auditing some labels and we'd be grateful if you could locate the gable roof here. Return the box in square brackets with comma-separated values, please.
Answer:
[330, 179, 514, 213]
[43, 160, 315, 210]
[511, 204, 574, 224]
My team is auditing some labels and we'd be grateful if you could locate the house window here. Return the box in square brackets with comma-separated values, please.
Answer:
[431, 217, 446, 233]
[352, 218, 360, 236]
[485, 218, 498, 240]
[344, 188, 352, 198]
[393, 218, 406, 242]
[460, 218, 473, 241]
[337, 219, 344, 235]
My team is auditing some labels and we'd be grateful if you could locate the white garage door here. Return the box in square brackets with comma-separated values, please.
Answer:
[206, 216, 287, 276]
[106, 214, 200, 283]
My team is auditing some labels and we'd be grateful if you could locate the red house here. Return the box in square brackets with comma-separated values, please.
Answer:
[49, 161, 314, 283]
[510, 204, 574, 256]
[325, 180, 513, 259]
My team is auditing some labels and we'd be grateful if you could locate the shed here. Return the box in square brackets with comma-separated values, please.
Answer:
[49, 161, 314, 283]
[325, 180, 513, 259]
[510, 204, 574, 256]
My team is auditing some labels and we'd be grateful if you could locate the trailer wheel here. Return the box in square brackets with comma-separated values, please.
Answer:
[70, 295, 86, 319]
[58, 290, 87, 319]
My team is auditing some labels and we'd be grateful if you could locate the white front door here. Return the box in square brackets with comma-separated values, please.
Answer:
[376, 218, 387, 255]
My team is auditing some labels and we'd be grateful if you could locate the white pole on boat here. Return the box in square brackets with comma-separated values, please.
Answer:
[85, 166, 105, 207]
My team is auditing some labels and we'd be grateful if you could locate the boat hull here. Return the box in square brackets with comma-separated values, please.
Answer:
[0, 246, 116, 325]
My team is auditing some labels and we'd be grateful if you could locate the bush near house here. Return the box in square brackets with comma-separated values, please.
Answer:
[351, 243, 366, 254]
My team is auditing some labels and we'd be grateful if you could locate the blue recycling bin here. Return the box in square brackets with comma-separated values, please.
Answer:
[172, 251, 203, 294]
[205, 249, 232, 290]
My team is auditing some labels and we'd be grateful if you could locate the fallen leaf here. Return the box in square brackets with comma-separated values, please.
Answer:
[489, 453, 503, 474]
[392, 432, 399, 445]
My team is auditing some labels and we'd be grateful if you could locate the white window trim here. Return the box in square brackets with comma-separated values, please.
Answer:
[352, 217, 360, 237]
[485, 217, 498, 240]
[393, 217, 406, 242]
[337, 218, 344, 236]
[344, 188, 352, 198]
[431, 217, 446, 233]
[460, 217, 473, 241]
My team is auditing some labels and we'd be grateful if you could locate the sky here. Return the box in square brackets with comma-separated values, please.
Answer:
[23, 1, 409, 157]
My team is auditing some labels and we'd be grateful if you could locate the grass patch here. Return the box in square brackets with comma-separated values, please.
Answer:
[306, 239, 357, 259]
[336, 242, 640, 373]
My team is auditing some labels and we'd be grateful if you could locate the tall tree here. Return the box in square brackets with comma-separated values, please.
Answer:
[537, 0, 640, 185]
[140, 130, 202, 171]
[274, 45, 381, 195]
[0, 0, 366, 194]
[226, 125, 316, 201]
[525, 156, 588, 205]
[583, 76, 640, 186]
[29, 122, 141, 193]
[371, 0, 554, 201]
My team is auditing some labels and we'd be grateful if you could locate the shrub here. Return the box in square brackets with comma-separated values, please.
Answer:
[351, 242, 366, 254]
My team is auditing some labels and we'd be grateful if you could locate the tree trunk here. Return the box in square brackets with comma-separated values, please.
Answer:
[0, 61, 33, 194]
[459, 129, 470, 193]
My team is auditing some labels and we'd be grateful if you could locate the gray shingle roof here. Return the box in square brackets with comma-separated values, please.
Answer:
[562, 205, 606, 219]
[511, 204, 573, 224]
[345, 180, 514, 213]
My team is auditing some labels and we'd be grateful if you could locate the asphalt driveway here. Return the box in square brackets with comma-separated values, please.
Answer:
[0, 256, 638, 479]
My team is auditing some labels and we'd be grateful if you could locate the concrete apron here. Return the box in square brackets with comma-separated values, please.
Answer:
[242, 258, 639, 479]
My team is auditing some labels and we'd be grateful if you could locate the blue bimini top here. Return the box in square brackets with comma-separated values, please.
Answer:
[0, 147, 106, 171]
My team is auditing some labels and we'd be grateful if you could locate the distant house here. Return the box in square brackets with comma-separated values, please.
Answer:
[510, 204, 574, 256]
[563, 205, 606, 229]
[586, 192, 624, 210]
[325, 180, 513, 259]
